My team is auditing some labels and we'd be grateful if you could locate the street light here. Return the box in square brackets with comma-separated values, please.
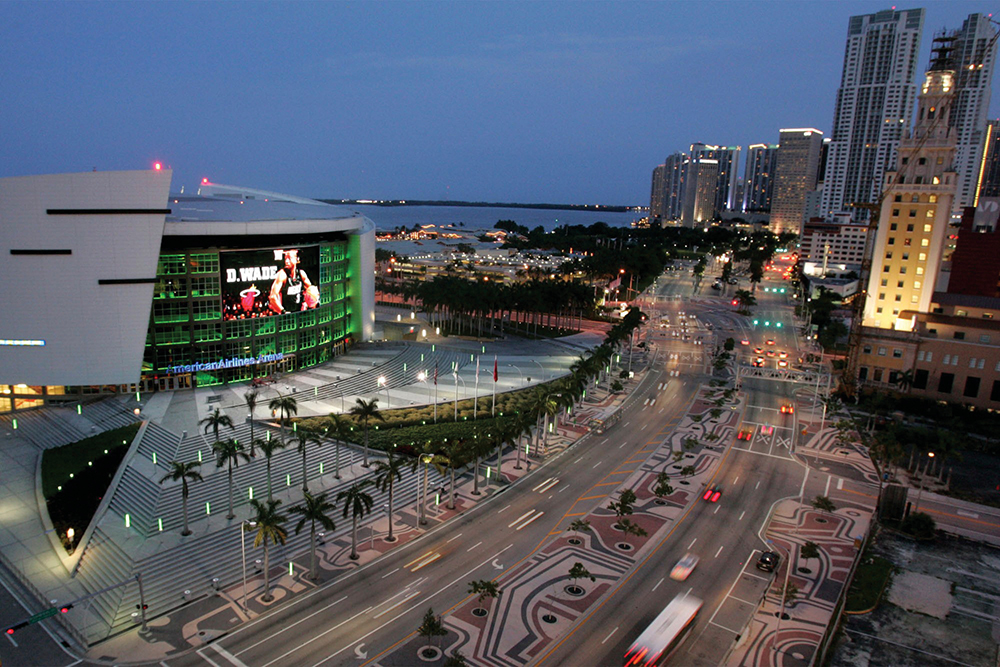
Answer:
[914, 451, 934, 513]
[508, 364, 523, 386]
[419, 453, 433, 525]
[241, 520, 257, 612]
[377, 375, 390, 409]
[768, 539, 792, 656]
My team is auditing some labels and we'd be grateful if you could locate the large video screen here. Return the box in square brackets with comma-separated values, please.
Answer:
[221, 246, 320, 320]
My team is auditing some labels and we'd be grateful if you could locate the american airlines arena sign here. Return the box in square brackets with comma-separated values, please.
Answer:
[167, 353, 285, 375]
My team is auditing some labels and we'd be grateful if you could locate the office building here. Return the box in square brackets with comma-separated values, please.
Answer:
[690, 143, 741, 214]
[0, 169, 376, 412]
[743, 143, 778, 213]
[800, 215, 869, 275]
[771, 128, 824, 234]
[820, 8, 925, 220]
[862, 33, 959, 331]
[947, 14, 998, 214]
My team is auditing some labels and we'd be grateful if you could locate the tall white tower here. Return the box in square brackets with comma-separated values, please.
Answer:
[821, 8, 925, 220]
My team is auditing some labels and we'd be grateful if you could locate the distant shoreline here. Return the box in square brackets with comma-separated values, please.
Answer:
[321, 199, 635, 214]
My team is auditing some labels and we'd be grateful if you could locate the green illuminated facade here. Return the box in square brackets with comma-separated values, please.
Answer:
[143, 239, 354, 391]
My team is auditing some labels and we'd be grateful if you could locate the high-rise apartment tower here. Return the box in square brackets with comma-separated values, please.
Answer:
[743, 143, 778, 213]
[771, 129, 824, 235]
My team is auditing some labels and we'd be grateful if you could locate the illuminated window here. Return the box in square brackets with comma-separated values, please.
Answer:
[926, 209, 934, 217]
[911, 295, 919, 303]
[190, 276, 220, 297]
[921, 239, 930, 247]
[189, 254, 219, 274]
[279, 313, 296, 332]
[279, 332, 297, 353]
[228, 320, 252, 339]
[914, 280, 922, 288]
[916, 267, 925, 275]
[255, 318, 275, 336]
[929, 195, 937, 203]
[157, 255, 186, 275]
[923, 224, 932, 232]
[192, 300, 220, 321]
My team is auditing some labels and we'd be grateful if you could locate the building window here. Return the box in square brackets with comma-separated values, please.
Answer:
[885, 252, 893, 259]
[938, 373, 954, 393]
[916, 267, 925, 275]
[970, 358, 978, 369]
[863, 345, 872, 354]
[913, 368, 929, 389]
[888, 237, 896, 245]
[943, 354, 951, 365]
[878, 293, 886, 300]
[894, 195, 902, 202]
[906, 224, 914, 232]
[925, 351, 932, 362]
[873, 368, 884, 383]
[900, 267, 907, 274]
[923, 224, 932, 232]
[911, 295, 919, 303]
[902, 253, 910, 260]
[890, 223, 898, 230]
[893, 349, 903, 358]
[876, 307, 883, 314]
[911, 195, 920, 203]
[859, 366, 869, 381]
[909, 210, 917, 217]
[884, 265, 891, 273]
[881, 279, 888, 287]
[892, 309, 899, 315]
[979, 358, 986, 369]
[917, 350, 925, 361]
[877, 347, 887, 356]
[952, 355, 960, 366]
[921, 239, 929, 247]
[904, 239, 912, 246]
[965, 376, 981, 398]
[895, 294, 902, 302]
[897, 281, 904, 288]
[992, 380, 1000, 401]
[955, 331, 966, 340]
[914, 280, 922, 288]
[957, 310, 968, 316]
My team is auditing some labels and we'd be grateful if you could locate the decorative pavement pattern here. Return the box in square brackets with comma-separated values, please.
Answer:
[375, 384, 745, 666]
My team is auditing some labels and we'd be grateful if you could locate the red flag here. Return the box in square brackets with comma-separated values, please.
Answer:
[434, 363, 438, 385]
[493, 356, 498, 382]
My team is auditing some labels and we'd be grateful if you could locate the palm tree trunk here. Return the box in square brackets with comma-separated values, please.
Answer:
[227, 465, 235, 520]
[267, 459, 274, 501]
[309, 525, 318, 580]
[514, 435, 523, 470]
[387, 483, 395, 541]
[350, 516, 359, 559]
[182, 492, 191, 536]
[495, 443, 503, 487]
[473, 456, 481, 495]
[448, 467, 456, 509]
[263, 541, 272, 601]
[335, 440, 342, 479]
[363, 427, 370, 467]
[302, 450, 308, 493]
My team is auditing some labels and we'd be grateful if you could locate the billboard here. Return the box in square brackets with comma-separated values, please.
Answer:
[221, 246, 320, 320]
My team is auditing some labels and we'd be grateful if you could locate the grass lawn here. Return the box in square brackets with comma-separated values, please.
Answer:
[845, 554, 895, 613]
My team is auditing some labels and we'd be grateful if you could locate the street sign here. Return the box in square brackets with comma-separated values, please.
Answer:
[28, 607, 58, 623]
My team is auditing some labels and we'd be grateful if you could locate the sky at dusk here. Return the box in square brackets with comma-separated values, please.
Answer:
[2, 1, 997, 205]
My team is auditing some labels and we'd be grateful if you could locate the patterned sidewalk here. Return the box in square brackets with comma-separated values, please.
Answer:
[376, 384, 745, 665]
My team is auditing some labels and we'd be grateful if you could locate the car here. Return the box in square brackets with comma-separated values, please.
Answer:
[752, 357, 764, 367]
[711, 282, 722, 291]
[780, 404, 794, 414]
[777, 359, 788, 368]
[741, 339, 750, 346]
[765, 350, 776, 357]
[765, 339, 776, 346]
[737, 429, 754, 441]
[756, 551, 780, 573]
[778, 351, 788, 359]
[761, 424, 774, 435]
[670, 553, 701, 581]
[754, 347, 764, 354]
[702, 485, 722, 503]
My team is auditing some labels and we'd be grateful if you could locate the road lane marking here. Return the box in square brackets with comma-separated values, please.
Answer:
[447, 533, 463, 543]
[957, 510, 979, 519]
[756, 480, 760, 489]
[824, 474, 831, 497]
[373, 590, 421, 619]
[573, 456, 584, 464]
[601, 627, 619, 645]
[381, 568, 399, 579]
[640, 424, 647, 430]
[733, 476, 739, 485]
[837, 478, 845, 491]
[708, 621, 742, 634]
[404, 551, 435, 569]
[497, 504, 511, 514]
[508, 510, 535, 528]
[466, 541, 483, 552]
[234, 595, 349, 655]
[198, 649, 225, 667]
[729, 596, 757, 606]
[688, 538, 697, 548]
[558, 484, 570, 493]
[652, 577, 665, 592]
[715, 546, 724, 558]
[650, 399, 656, 406]
[514, 511, 545, 531]
[263, 604, 373, 667]
[739, 511, 745, 521]
[592, 460, 603, 469]
[533, 477, 556, 492]
[714, 506, 720, 514]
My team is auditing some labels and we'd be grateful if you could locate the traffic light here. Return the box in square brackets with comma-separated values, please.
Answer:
[135, 603, 148, 611]
[753, 319, 759, 326]
[6, 620, 28, 634]
[59, 604, 74, 613]
[776, 322, 783, 328]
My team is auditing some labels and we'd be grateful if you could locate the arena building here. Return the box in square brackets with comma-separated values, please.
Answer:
[0, 168, 375, 412]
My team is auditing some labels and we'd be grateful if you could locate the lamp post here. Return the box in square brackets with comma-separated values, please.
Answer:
[241, 520, 257, 612]
[768, 539, 792, 656]
[419, 453, 433, 525]
[508, 364, 523, 386]
[377, 376, 390, 409]
[914, 451, 934, 513]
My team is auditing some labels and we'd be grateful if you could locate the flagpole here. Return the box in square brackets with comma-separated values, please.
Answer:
[433, 363, 438, 423]
[492, 355, 497, 416]
[474, 356, 480, 420]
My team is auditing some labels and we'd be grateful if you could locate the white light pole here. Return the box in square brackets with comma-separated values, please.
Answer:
[769, 539, 792, 656]
[241, 520, 257, 612]
[377, 376, 390, 409]
[419, 454, 433, 525]
[914, 451, 934, 513]
[508, 364, 523, 386]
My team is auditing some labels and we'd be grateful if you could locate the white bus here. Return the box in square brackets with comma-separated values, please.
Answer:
[623, 593, 702, 666]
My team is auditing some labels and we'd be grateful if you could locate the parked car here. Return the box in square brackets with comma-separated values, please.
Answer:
[757, 551, 780, 573]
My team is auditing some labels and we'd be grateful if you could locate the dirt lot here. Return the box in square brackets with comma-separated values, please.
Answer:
[831, 529, 1000, 667]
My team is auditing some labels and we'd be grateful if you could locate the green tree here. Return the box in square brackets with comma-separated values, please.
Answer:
[800, 540, 820, 571]
[653, 471, 674, 501]
[246, 498, 288, 602]
[779, 581, 799, 605]
[418, 607, 448, 648]
[338, 480, 374, 560]
[900, 512, 936, 540]
[618, 518, 648, 548]
[608, 488, 637, 525]
[431, 439, 466, 510]
[350, 398, 384, 467]
[257, 436, 286, 501]
[293, 427, 322, 493]
[568, 562, 595, 586]
[326, 413, 354, 479]
[268, 394, 298, 459]
[811, 495, 836, 513]
[213, 438, 249, 520]
[372, 447, 405, 542]
[200, 407, 234, 447]
[290, 491, 336, 582]
[444, 650, 467, 667]
[467, 579, 502, 607]
[159, 460, 203, 536]
[568, 518, 592, 541]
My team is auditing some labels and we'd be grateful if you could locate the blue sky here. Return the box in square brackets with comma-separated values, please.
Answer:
[2, 1, 996, 204]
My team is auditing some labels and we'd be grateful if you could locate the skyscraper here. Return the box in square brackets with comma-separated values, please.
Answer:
[662, 152, 688, 222]
[771, 129, 824, 235]
[650, 164, 667, 226]
[742, 143, 778, 213]
[979, 119, 1000, 198]
[820, 8, 925, 220]
[681, 158, 719, 228]
[947, 14, 998, 214]
[862, 34, 959, 331]
[690, 143, 741, 215]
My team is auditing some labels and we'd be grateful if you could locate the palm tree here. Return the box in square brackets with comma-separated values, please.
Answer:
[293, 427, 322, 493]
[246, 498, 288, 602]
[338, 481, 374, 560]
[159, 460, 203, 536]
[213, 438, 249, 520]
[244, 389, 259, 457]
[257, 436, 286, 501]
[350, 398, 384, 467]
[372, 448, 405, 542]
[200, 407, 234, 446]
[290, 491, 336, 582]
[432, 439, 467, 510]
[327, 413, 354, 479]
[268, 393, 298, 456]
